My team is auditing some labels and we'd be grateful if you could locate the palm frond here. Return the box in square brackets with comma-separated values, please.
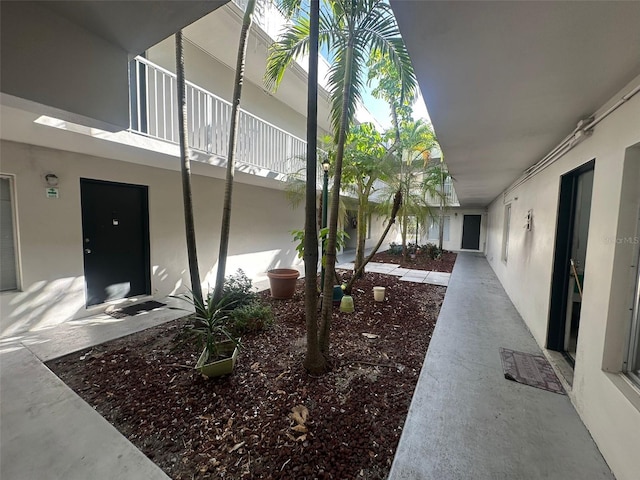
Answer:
[327, 45, 365, 140]
[264, 17, 311, 91]
[356, 3, 416, 103]
[273, 0, 304, 18]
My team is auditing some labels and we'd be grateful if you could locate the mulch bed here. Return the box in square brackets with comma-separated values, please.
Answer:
[370, 251, 457, 272]
[48, 272, 448, 479]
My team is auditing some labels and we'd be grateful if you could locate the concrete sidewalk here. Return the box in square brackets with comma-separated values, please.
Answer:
[336, 261, 450, 286]
[0, 299, 186, 480]
[388, 253, 613, 480]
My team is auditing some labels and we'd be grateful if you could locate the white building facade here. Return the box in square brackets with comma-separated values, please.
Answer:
[0, 0, 390, 337]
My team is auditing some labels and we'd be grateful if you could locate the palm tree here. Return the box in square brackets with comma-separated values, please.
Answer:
[367, 49, 415, 146]
[341, 123, 390, 275]
[175, 30, 203, 307]
[379, 119, 439, 257]
[212, 0, 257, 304]
[302, 0, 324, 373]
[266, 0, 416, 358]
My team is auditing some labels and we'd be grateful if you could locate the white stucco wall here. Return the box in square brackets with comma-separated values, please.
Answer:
[443, 208, 487, 252]
[485, 88, 640, 480]
[397, 208, 487, 252]
[0, 140, 304, 337]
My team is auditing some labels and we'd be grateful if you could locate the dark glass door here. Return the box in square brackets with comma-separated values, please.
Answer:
[80, 179, 150, 306]
[462, 215, 481, 250]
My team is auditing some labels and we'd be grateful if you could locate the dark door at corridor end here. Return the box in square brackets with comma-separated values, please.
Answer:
[462, 214, 482, 250]
[80, 179, 151, 306]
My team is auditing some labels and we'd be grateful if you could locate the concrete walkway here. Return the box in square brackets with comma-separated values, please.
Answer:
[0, 300, 186, 480]
[336, 261, 451, 286]
[388, 253, 614, 480]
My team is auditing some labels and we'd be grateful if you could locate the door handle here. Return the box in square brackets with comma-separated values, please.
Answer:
[84, 248, 92, 254]
[570, 258, 583, 299]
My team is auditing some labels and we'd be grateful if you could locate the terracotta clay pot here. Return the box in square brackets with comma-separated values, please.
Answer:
[267, 268, 300, 299]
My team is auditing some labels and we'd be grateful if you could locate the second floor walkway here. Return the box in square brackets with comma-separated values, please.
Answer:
[129, 56, 459, 205]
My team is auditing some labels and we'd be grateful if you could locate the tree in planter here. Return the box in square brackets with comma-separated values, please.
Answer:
[274, 0, 324, 372]
[341, 123, 391, 276]
[367, 49, 415, 148]
[343, 188, 402, 295]
[176, 31, 203, 307]
[434, 158, 451, 251]
[283, 141, 347, 236]
[377, 119, 440, 258]
[266, 0, 416, 362]
[212, 0, 257, 304]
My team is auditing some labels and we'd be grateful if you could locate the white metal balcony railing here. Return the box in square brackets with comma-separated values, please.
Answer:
[425, 178, 460, 206]
[129, 56, 307, 178]
[128, 56, 460, 205]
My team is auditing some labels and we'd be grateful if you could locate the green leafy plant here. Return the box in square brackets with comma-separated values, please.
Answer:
[230, 301, 274, 334]
[217, 269, 256, 312]
[292, 228, 350, 262]
[387, 242, 403, 255]
[420, 243, 442, 260]
[177, 290, 239, 360]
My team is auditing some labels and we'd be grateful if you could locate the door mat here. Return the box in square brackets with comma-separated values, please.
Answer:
[499, 348, 565, 395]
[107, 300, 166, 319]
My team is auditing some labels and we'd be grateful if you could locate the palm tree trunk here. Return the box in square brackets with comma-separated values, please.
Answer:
[175, 31, 203, 307]
[319, 40, 355, 355]
[345, 189, 402, 295]
[401, 205, 409, 258]
[354, 180, 372, 277]
[438, 162, 445, 250]
[213, 0, 256, 303]
[303, 0, 326, 374]
[354, 199, 367, 276]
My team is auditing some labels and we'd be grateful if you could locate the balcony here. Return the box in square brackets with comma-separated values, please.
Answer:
[128, 57, 460, 207]
[129, 56, 308, 180]
[425, 177, 460, 207]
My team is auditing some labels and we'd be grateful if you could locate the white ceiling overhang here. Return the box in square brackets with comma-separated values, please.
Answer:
[41, 0, 230, 56]
[391, 1, 640, 207]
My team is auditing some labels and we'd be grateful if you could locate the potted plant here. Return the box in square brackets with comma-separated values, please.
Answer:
[178, 291, 241, 378]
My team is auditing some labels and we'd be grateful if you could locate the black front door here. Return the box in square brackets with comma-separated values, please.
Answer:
[80, 179, 150, 306]
[547, 161, 595, 363]
[461, 215, 481, 250]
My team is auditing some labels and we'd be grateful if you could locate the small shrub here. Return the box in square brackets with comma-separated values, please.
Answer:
[230, 301, 274, 334]
[215, 269, 256, 312]
[176, 291, 238, 358]
[407, 242, 419, 255]
[420, 243, 442, 260]
[387, 242, 402, 255]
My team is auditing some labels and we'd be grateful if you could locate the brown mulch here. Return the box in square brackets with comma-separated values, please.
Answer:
[370, 251, 457, 273]
[47, 272, 447, 480]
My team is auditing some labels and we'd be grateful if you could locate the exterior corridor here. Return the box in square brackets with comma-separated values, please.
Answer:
[389, 252, 613, 480]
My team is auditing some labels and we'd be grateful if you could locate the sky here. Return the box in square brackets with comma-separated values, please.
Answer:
[301, 0, 432, 131]
[360, 86, 431, 130]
